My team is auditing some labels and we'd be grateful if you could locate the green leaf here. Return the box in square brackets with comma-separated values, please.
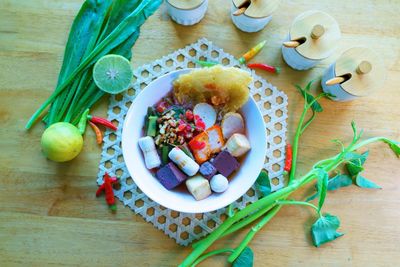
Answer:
[233, 247, 253, 267]
[327, 174, 353, 191]
[345, 151, 369, 176]
[316, 169, 328, 212]
[47, 0, 112, 124]
[57, 0, 112, 85]
[295, 83, 323, 112]
[306, 173, 352, 202]
[383, 139, 400, 158]
[356, 174, 381, 189]
[311, 214, 344, 247]
[26, 0, 162, 129]
[255, 170, 271, 197]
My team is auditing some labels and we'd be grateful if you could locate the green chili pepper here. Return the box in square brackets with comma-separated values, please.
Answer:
[78, 108, 90, 134]
[195, 60, 219, 67]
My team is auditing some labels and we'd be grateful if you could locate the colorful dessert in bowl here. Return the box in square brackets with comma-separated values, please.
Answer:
[122, 66, 266, 213]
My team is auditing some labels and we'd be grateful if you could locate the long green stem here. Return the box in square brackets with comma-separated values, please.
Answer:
[55, 77, 81, 122]
[191, 248, 234, 267]
[290, 93, 329, 183]
[64, 71, 92, 122]
[300, 110, 316, 135]
[228, 205, 282, 262]
[276, 200, 321, 217]
[288, 102, 308, 183]
[179, 181, 301, 267]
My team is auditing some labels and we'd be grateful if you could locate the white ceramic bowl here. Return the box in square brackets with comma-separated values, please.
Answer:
[122, 69, 267, 213]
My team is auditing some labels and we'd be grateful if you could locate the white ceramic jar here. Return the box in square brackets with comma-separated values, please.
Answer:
[166, 0, 208, 26]
[282, 10, 341, 71]
[230, 0, 280, 33]
[321, 47, 385, 102]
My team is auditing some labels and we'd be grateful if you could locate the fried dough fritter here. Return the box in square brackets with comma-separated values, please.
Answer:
[173, 66, 252, 112]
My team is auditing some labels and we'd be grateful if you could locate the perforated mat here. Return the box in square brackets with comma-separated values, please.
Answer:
[96, 38, 288, 246]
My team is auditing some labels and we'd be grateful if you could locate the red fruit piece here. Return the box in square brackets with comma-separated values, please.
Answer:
[185, 110, 194, 121]
[195, 118, 206, 130]
[189, 140, 206, 150]
[156, 101, 168, 113]
[177, 124, 186, 132]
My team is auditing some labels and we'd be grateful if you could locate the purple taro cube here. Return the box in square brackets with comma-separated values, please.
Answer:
[212, 150, 240, 177]
[199, 161, 217, 180]
[156, 162, 187, 190]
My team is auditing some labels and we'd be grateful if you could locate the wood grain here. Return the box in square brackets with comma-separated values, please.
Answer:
[0, 0, 399, 266]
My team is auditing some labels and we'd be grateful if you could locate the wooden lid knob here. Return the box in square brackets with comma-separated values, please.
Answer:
[311, 24, 325, 39]
[289, 10, 341, 60]
[356, 61, 372, 75]
[335, 47, 385, 96]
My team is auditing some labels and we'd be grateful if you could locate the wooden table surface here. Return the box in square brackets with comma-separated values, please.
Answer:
[1, 0, 399, 266]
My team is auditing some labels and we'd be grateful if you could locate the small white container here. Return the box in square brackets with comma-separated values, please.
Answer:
[321, 47, 385, 102]
[230, 0, 280, 33]
[282, 10, 341, 70]
[166, 0, 208, 26]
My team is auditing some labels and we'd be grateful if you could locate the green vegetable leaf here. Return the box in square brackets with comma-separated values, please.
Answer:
[383, 139, 400, 158]
[26, 0, 162, 129]
[295, 82, 323, 112]
[327, 174, 353, 191]
[356, 174, 381, 189]
[255, 169, 271, 197]
[345, 151, 369, 176]
[316, 169, 328, 211]
[306, 173, 352, 202]
[311, 213, 344, 247]
[233, 247, 253, 267]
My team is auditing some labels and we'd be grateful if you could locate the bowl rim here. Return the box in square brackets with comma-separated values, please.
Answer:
[121, 68, 267, 213]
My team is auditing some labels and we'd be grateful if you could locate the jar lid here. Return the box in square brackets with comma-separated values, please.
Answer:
[233, 0, 280, 18]
[335, 47, 385, 96]
[168, 0, 204, 10]
[290, 10, 341, 60]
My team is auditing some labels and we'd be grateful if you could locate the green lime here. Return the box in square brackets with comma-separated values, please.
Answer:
[93, 54, 133, 94]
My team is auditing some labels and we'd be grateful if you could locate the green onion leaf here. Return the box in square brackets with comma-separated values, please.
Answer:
[355, 174, 381, 189]
[233, 246, 253, 267]
[255, 169, 271, 197]
[316, 169, 328, 212]
[311, 213, 343, 247]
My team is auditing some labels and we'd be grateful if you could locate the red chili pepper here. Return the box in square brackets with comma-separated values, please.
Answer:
[87, 115, 117, 131]
[96, 173, 118, 197]
[247, 63, 281, 74]
[89, 121, 103, 145]
[104, 178, 115, 206]
[283, 144, 293, 175]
